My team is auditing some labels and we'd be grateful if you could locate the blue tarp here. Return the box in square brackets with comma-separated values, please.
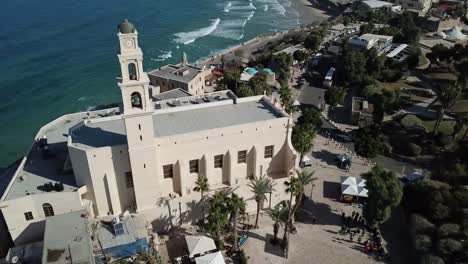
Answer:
[102, 238, 148, 260]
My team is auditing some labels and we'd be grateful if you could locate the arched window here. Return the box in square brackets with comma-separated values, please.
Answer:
[131, 92, 143, 109]
[42, 203, 54, 217]
[128, 63, 137, 81]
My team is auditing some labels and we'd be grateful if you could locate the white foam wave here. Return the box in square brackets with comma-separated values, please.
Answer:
[264, 4, 268, 11]
[78, 96, 86, 101]
[250, 3, 256, 9]
[150, 50, 173, 61]
[174, 18, 221, 44]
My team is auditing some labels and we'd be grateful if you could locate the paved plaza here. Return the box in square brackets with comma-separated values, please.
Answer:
[242, 134, 385, 264]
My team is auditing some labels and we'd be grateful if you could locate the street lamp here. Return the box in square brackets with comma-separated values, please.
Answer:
[310, 183, 316, 198]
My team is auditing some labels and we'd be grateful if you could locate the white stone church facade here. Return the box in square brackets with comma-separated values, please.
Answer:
[0, 20, 298, 251]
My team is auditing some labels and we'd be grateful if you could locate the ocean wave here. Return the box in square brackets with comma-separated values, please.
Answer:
[257, 0, 286, 16]
[211, 9, 254, 40]
[173, 18, 221, 44]
[78, 96, 86, 101]
[150, 50, 173, 61]
[264, 4, 268, 11]
[224, 1, 231, 12]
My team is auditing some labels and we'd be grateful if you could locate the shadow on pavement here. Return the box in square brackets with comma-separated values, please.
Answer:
[296, 199, 341, 227]
[381, 206, 417, 264]
[312, 149, 338, 166]
[264, 233, 285, 258]
[322, 181, 341, 200]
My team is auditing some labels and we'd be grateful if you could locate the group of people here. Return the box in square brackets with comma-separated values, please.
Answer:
[339, 211, 387, 259]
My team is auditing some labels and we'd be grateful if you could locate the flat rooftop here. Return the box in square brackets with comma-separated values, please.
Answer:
[148, 63, 205, 84]
[2, 108, 121, 201]
[71, 93, 285, 149]
[42, 210, 93, 264]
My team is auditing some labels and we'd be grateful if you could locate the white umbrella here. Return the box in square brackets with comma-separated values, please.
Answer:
[195, 251, 225, 264]
[185, 236, 217, 258]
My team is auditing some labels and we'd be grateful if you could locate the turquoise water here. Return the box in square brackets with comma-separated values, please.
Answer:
[0, 0, 303, 167]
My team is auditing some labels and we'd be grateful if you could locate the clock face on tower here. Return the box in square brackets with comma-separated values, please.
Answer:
[125, 39, 134, 48]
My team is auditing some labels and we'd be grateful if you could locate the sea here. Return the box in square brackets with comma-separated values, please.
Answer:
[0, 0, 307, 168]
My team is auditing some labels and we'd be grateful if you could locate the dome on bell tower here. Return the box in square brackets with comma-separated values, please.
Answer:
[118, 19, 136, 34]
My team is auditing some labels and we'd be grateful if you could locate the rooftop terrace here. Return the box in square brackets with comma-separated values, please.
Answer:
[148, 63, 205, 84]
[1, 108, 121, 201]
[71, 92, 285, 149]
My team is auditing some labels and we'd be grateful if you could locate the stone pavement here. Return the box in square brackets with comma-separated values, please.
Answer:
[243, 135, 386, 264]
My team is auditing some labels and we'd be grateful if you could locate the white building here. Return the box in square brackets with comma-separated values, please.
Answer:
[392, 0, 432, 15]
[348, 33, 393, 53]
[0, 19, 298, 253]
[148, 52, 210, 96]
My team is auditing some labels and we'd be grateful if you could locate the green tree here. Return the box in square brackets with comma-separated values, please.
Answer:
[293, 50, 308, 63]
[228, 193, 246, 252]
[206, 191, 230, 244]
[223, 67, 241, 93]
[194, 175, 210, 227]
[265, 202, 288, 244]
[248, 175, 275, 228]
[272, 53, 293, 84]
[324, 87, 346, 109]
[291, 125, 315, 164]
[238, 83, 254, 97]
[248, 72, 271, 95]
[279, 86, 298, 115]
[344, 50, 368, 84]
[291, 169, 317, 221]
[433, 82, 461, 135]
[354, 125, 384, 158]
[360, 22, 374, 34]
[297, 108, 322, 129]
[304, 33, 322, 52]
[281, 175, 300, 250]
[362, 166, 403, 227]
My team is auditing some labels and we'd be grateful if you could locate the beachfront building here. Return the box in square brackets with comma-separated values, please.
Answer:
[391, 0, 432, 15]
[147, 52, 210, 96]
[0, 19, 298, 254]
[348, 33, 393, 53]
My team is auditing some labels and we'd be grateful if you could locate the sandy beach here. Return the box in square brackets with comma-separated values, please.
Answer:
[292, 0, 339, 26]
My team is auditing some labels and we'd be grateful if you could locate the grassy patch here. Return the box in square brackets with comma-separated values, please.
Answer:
[418, 53, 428, 67]
[452, 98, 468, 113]
[398, 114, 455, 135]
[379, 80, 433, 103]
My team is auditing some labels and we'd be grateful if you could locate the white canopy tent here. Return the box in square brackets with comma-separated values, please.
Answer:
[185, 236, 217, 258]
[195, 251, 226, 264]
[340, 176, 368, 199]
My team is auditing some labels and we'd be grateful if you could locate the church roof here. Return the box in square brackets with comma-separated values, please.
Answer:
[70, 93, 286, 149]
[118, 19, 136, 34]
[148, 64, 205, 84]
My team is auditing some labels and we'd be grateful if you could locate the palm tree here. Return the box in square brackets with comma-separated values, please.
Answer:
[265, 202, 287, 244]
[291, 169, 317, 222]
[194, 175, 210, 227]
[452, 115, 468, 141]
[292, 125, 315, 164]
[433, 82, 461, 135]
[227, 193, 246, 252]
[281, 175, 300, 250]
[206, 191, 230, 246]
[248, 175, 275, 228]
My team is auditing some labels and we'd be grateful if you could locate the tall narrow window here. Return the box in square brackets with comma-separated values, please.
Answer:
[24, 212, 34, 221]
[138, 124, 141, 130]
[42, 203, 54, 217]
[238, 150, 247, 164]
[189, 159, 199, 173]
[264, 145, 274, 158]
[125, 172, 134, 188]
[214, 155, 223, 168]
[163, 164, 174, 178]
[128, 63, 137, 80]
[140, 135, 143, 141]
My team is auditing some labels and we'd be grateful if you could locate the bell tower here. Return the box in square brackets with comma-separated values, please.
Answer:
[117, 19, 152, 115]
[116, 19, 160, 213]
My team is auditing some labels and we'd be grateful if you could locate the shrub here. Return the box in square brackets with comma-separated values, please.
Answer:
[240, 249, 249, 264]
[414, 234, 432, 253]
[435, 133, 452, 147]
[406, 143, 422, 156]
[400, 115, 422, 129]
[437, 223, 461, 238]
[436, 238, 463, 257]
[382, 121, 402, 134]
[410, 214, 436, 235]
[420, 254, 445, 264]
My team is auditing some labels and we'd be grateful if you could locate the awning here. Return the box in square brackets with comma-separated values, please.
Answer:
[185, 236, 217, 258]
[341, 184, 359, 196]
[195, 251, 225, 264]
[341, 176, 356, 186]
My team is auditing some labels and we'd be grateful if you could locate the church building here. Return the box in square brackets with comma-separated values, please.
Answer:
[0, 19, 298, 252]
